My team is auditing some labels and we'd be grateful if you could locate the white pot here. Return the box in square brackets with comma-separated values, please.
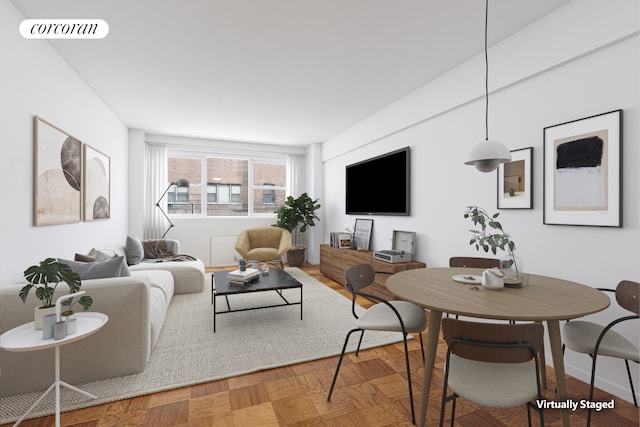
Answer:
[34, 305, 57, 330]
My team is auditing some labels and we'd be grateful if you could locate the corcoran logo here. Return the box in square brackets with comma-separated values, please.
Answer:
[20, 19, 109, 39]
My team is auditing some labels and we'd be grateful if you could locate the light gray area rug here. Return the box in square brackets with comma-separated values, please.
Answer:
[0, 268, 406, 424]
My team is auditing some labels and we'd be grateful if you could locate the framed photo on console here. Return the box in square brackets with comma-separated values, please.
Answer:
[353, 218, 373, 251]
[543, 109, 622, 227]
[497, 147, 533, 209]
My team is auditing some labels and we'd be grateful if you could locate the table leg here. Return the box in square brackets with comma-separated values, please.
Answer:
[418, 309, 443, 427]
[535, 320, 548, 389]
[547, 320, 570, 427]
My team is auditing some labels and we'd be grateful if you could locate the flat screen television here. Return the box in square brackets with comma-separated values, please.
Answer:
[345, 146, 410, 216]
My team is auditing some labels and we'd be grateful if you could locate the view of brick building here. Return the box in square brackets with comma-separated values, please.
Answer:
[167, 156, 286, 216]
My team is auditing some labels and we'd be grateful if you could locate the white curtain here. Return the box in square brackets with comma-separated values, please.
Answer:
[143, 143, 168, 239]
[287, 154, 305, 197]
[286, 154, 306, 246]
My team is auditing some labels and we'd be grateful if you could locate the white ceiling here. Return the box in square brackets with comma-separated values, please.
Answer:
[13, 0, 570, 146]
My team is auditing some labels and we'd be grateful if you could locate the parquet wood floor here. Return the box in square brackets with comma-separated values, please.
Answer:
[4, 264, 638, 426]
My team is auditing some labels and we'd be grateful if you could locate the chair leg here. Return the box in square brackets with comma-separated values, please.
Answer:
[401, 333, 416, 424]
[419, 333, 425, 365]
[327, 328, 359, 402]
[355, 330, 365, 356]
[624, 359, 638, 407]
[587, 354, 599, 426]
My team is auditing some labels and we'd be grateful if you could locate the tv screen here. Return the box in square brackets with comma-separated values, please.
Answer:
[345, 147, 410, 216]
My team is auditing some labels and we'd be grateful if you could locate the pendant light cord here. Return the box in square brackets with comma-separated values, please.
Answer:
[484, 0, 489, 141]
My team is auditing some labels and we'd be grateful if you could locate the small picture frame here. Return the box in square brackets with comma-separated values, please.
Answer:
[338, 234, 352, 249]
[497, 147, 533, 209]
[353, 218, 374, 251]
[543, 109, 622, 227]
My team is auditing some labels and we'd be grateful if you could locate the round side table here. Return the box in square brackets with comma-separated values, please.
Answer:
[1, 312, 108, 427]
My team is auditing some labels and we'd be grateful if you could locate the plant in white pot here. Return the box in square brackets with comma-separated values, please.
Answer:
[20, 258, 87, 329]
[273, 193, 321, 267]
[464, 206, 523, 284]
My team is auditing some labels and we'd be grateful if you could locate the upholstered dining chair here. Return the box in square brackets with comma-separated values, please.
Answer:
[234, 226, 291, 268]
[440, 318, 545, 427]
[448, 257, 501, 320]
[562, 280, 639, 425]
[449, 256, 500, 269]
[327, 263, 426, 424]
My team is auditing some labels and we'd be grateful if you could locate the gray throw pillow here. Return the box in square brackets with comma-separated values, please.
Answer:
[125, 235, 144, 265]
[58, 256, 127, 280]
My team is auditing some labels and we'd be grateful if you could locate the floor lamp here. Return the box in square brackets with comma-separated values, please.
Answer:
[156, 182, 175, 238]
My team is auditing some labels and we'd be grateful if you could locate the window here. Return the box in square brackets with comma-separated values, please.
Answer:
[167, 154, 287, 217]
[166, 158, 201, 214]
[252, 161, 286, 215]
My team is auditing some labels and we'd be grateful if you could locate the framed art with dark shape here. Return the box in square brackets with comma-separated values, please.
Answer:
[543, 110, 622, 227]
[33, 116, 82, 226]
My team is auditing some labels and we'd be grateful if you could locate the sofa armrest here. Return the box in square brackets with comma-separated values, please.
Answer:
[0, 276, 153, 397]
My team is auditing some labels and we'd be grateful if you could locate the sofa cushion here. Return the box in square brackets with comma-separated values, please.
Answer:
[131, 270, 174, 306]
[129, 259, 205, 294]
[58, 256, 127, 280]
[125, 235, 144, 265]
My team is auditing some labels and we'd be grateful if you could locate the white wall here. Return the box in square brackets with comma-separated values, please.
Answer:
[322, 0, 639, 403]
[0, 2, 129, 284]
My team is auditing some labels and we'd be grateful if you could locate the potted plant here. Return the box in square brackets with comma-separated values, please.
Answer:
[19, 258, 87, 329]
[274, 193, 321, 267]
[464, 206, 523, 284]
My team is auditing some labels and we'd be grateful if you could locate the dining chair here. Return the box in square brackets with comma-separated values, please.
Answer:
[562, 280, 639, 425]
[448, 256, 500, 269]
[327, 263, 426, 424]
[440, 318, 545, 427]
[448, 256, 502, 320]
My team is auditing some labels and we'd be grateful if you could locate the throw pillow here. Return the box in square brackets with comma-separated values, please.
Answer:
[58, 256, 127, 280]
[75, 253, 96, 262]
[87, 248, 118, 261]
[125, 235, 144, 265]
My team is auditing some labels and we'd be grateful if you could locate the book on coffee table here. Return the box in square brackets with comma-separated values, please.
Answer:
[227, 268, 261, 283]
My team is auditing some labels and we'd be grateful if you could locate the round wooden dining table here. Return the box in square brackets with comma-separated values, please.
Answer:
[386, 267, 611, 427]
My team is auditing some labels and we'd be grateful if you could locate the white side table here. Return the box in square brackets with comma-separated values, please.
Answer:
[0, 312, 108, 427]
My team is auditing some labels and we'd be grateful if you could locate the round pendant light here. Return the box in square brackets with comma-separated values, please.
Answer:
[465, 0, 511, 172]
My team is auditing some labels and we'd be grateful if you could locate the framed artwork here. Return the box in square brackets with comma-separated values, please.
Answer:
[353, 218, 374, 251]
[497, 147, 533, 209]
[33, 116, 82, 226]
[84, 144, 111, 221]
[543, 109, 622, 227]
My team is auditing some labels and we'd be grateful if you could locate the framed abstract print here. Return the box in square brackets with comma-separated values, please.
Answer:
[33, 116, 82, 226]
[543, 110, 622, 227]
[84, 144, 111, 221]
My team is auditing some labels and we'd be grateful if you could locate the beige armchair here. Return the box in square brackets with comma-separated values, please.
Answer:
[234, 226, 292, 268]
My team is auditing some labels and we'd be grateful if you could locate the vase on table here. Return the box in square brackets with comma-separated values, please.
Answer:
[500, 250, 524, 285]
[34, 305, 57, 330]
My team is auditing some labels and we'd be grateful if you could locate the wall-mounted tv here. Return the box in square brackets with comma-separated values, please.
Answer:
[345, 146, 410, 216]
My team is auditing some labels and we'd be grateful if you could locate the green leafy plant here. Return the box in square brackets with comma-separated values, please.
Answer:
[61, 294, 94, 317]
[464, 206, 522, 278]
[273, 193, 321, 247]
[20, 258, 88, 309]
[464, 206, 515, 255]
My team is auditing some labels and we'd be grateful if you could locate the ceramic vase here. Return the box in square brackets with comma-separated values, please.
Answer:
[34, 305, 57, 330]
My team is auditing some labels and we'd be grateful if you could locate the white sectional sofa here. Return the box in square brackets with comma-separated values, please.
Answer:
[0, 239, 205, 398]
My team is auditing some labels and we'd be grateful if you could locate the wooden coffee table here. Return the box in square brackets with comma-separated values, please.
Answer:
[212, 268, 303, 332]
